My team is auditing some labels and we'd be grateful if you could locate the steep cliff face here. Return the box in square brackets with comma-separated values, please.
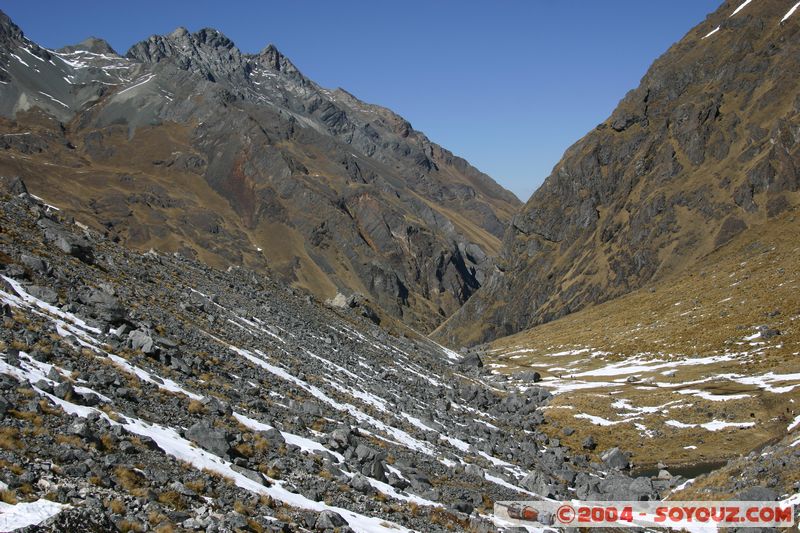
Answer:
[435, 0, 800, 346]
[0, 12, 519, 332]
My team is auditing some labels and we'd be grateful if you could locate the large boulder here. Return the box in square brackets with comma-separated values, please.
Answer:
[185, 421, 231, 458]
[0, 176, 28, 195]
[325, 293, 349, 308]
[458, 353, 483, 370]
[521, 470, 553, 497]
[38, 220, 94, 264]
[27, 286, 58, 305]
[737, 486, 778, 501]
[315, 510, 347, 530]
[80, 287, 126, 325]
[20, 254, 50, 276]
[600, 447, 629, 470]
[128, 329, 156, 355]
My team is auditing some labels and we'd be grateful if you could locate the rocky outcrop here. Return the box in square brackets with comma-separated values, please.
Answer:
[436, 0, 800, 346]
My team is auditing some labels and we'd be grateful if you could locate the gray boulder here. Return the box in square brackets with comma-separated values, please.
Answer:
[53, 381, 74, 400]
[737, 486, 778, 501]
[185, 421, 231, 458]
[458, 353, 483, 369]
[601, 447, 629, 470]
[27, 285, 58, 305]
[82, 288, 126, 324]
[128, 329, 156, 355]
[349, 473, 374, 494]
[521, 470, 553, 497]
[39, 221, 94, 264]
[315, 510, 347, 530]
[519, 371, 541, 382]
[20, 254, 49, 275]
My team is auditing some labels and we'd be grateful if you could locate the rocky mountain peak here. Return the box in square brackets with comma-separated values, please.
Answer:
[0, 9, 23, 46]
[126, 26, 246, 82]
[169, 26, 190, 40]
[58, 36, 117, 55]
[255, 43, 304, 80]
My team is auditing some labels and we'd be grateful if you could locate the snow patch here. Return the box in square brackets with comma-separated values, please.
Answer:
[116, 74, 155, 96]
[782, 1, 800, 22]
[665, 419, 754, 431]
[676, 389, 750, 402]
[574, 413, 635, 426]
[0, 500, 68, 531]
[233, 412, 345, 462]
[730, 0, 753, 17]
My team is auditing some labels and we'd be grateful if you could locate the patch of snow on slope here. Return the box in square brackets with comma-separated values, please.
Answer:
[229, 345, 436, 456]
[702, 26, 721, 39]
[676, 389, 750, 402]
[10, 53, 30, 67]
[401, 412, 437, 432]
[1, 275, 100, 333]
[484, 472, 537, 498]
[575, 413, 637, 426]
[537, 378, 619, 394]
[782, 1, 800, 22]
[106, 353, 203, 400]
[573, 353, 734, 378]
[665, 419, 755, 431]
[440, 434, 471, 452]
[37, 91, 69, 108]
[233, 412, 345, 462]
[725, 371, 800, 393]
[612, 398, 682, 415]
[326, 380, 388, 412]
[430, 340, 462, 362]
[0, 500, 68, 531]
[116, 74, 155, 96]
[730, 0, 753, 17]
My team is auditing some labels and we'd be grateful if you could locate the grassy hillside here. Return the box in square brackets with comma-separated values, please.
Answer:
[485, 206, 800, 471]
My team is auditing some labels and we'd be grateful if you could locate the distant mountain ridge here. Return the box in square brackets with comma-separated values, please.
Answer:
[0, 10, 520, 332]
[435, 0, 800, 346]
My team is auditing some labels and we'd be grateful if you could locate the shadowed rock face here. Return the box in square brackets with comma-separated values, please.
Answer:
[435, 0, 800, 347]
[0, 10, 520, 332]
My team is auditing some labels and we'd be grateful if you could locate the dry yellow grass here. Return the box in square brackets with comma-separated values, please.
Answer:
[118, 520, 144, 533]
[187, 399, 206, 414]
[156, 490, 185, 510]
[105, 499, 126, 514]
[0, 427, 20, 450]
[113, 467, 146, 492]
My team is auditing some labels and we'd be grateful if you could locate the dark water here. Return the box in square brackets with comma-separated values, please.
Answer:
[632, 460, 728, 479]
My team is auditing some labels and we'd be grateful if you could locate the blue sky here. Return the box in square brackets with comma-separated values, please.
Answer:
[2, 1, 722, 201]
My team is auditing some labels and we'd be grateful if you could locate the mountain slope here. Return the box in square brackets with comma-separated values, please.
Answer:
[0, 183, 688, 531]
[0, 10, 520, 333]
[435, 0, 800, 346]
[482, 208, 800, 472]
